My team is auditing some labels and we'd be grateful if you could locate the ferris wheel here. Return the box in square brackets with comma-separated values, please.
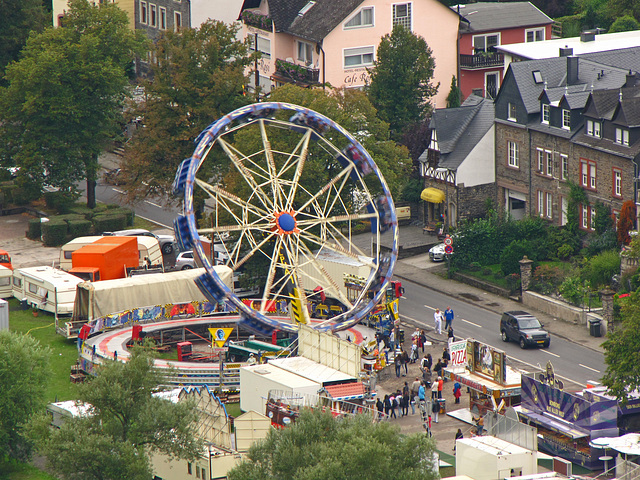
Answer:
[172, 102, 398, 334]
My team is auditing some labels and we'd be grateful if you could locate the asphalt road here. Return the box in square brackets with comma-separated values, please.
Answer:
[398, 277, 605, 388]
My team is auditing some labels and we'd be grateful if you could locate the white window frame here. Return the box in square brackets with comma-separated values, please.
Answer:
[525, 27, 545, 42]
[28, 282, 38, 294]
[484, 71, 499, 99]
[508, 102, 516, 121]
[614, 168, 622, 197]
[561, 154, 568, 181]
[582, 204, 589, 229]
[508, 141, 519, 168]
[392, 3, 412, 30]
[345, 6, 374, 29]
[587, 119, 601, 138]
[615, 127, 629, 146]
[546, 192, 553, 219]
[538, 191, 544, 217]
[562, 109, 570, 129]
[542, 104, 550, 124]
[343, 46, 374, 68]
[250, 35, 271, 60]
[150, 4, 157, 27]
[472, 33, 500, 53]
[297, 41, 313, 64]
[140, 1, 148, 24]
[159, 6, 166, 30]
[590, 206, 596, 231]
[537, 148, 544, 172]
[581, 159, 596, 189]
[174, 11, 181, 31]
[546, 150, 553, 177]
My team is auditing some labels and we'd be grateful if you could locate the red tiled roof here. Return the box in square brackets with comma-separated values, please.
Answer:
[322, 382, 365, 400]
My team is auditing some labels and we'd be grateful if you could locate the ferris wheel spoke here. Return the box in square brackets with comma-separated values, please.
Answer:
[230, 231, 278, 271]
[258, 120, 286, 208]
[319, 170, 353, 222]
[217, 137, 275, 212]
[296, 242, 353, 308]
[195, 178, 268, 220]
[299, 231, 378, 269]
[296, 167, 353, 214]
[283, 132, 312, 211]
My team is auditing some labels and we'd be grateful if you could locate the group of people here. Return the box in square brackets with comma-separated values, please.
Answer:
[433, 306, 455, 336]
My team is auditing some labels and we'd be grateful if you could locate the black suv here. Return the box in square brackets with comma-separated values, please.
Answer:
[500, 311, 550, 349]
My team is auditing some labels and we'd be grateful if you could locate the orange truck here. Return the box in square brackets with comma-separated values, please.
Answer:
[69, 237, 138, 282]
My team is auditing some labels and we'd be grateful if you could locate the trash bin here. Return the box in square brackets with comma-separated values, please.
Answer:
[589, 318, 601, 337]
[438, 398, 446, 414]
[20, 298, 29, 310]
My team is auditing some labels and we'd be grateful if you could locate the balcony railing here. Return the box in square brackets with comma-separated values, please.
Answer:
[274, 59, 319, 85]
[241, 10, 273, 31]
[460, 53, 504, 69]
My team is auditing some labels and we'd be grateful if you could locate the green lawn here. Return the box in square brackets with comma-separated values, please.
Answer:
[0, 459, 57, 480]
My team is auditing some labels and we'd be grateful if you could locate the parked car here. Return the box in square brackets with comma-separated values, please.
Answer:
[175, 251, 196, 270]
[104, 229, 176, 255]
[500, 311, 550, 349]
[428, 243, 446, 262]
[102, 168, 125, 185]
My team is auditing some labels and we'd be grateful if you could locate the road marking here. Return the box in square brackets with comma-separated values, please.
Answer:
[542, 350, 560, 357]
[579, 364, 600, 373]
[112, 188, 125, 194]
[144, 200, 162, 208]
[424, 305, 435, 310]
[135, 214, 171, 230]
[461, 318, 481, 328]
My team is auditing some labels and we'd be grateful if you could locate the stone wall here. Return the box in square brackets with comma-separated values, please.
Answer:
[522, 290, 594, 325]
[457, 182, 496, 222]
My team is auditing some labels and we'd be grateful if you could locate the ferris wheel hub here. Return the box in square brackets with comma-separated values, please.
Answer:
[275, 212, 297, 234]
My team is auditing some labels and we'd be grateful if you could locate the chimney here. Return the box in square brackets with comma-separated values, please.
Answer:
[581, 30, 596, 42]
[559, 46, 573, 57]
[625, 70, 639, 87]
[567, 56, 579, 85]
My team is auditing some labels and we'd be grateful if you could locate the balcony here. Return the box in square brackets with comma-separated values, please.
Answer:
[273, 59, 319, 86]
[241, 10, 273, 31]
[460, 52, 504, 69]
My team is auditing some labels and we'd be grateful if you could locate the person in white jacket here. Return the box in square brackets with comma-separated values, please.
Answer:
[434, 308, 444, 334]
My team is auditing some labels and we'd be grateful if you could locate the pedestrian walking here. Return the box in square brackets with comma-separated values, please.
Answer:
[424, 413, 432, 437]
[420, 329, 427, 353]
[418, 381, 426, 405]
[402, 387, 410, 416]
[376, 397, 384, 421]
[422, 353, 432, 374]
[433, 358, 444, 378]
[402, 349, 409, 376]
[442, 346, 451, 364]
[448, 326, 455, 342]
[444, 306, 454, 331]
[389, 329, 395, 350]
[437, 376, 444, 399]
[454, 428, 463, 451]
[383, 394, 391, 419]
[410, 341, 419, 363]
[453, 381, 462, 404]
[394, 351, 402, 378]
[434, 308, 444, 334]
[431, 378, 438, 400]
[432, 397, 440, 423]
[390, 394, 398, 419]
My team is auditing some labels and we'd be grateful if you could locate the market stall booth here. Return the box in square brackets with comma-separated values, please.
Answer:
[517, 362, 618, 470]
[444, 339, 522, 424]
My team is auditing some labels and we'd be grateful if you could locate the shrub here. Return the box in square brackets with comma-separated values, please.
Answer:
[469, 262, 481, 272]
[109, 208, 135, 226]
[481, 267, 492, 276]
[68, 219, 92, 238]
[41, 219, 68, 247]
[27, 219, 42, 240]
[506, 273, 521, 293]
[557, 243, 575, 260]
[531, 264, 564, 295]
[43, 191, 77, 214]
[559, 276, 589, 306]
[92, 214, 127, 233]
[585, 229, 618, 256]
[500, 239, 538, 276]
[582, 250, 621, 287]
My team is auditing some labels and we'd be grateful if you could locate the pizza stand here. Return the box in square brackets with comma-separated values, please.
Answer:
[444, 339, 522, 426]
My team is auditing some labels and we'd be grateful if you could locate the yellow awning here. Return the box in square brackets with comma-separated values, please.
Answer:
[421, 187, 445, 203]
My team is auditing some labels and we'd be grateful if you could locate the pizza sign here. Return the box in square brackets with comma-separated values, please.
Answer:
[449, 340, 467, 368]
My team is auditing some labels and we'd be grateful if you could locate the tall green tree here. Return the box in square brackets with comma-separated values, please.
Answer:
[367, 25, 438, 139]
[0, 330, 51, 461]
[0, 0, 147, 207]
[27, 348, 203, 480]
[0, 0, 48, 83]
[121, 20, 253, 203]
[602, 292, 640, 404]
[228, 408, 438, 480]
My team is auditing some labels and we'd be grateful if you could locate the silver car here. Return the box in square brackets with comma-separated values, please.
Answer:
[106, 228, 176, 255]
[174, 251, 196, 270]
[428, 243, 446, 262]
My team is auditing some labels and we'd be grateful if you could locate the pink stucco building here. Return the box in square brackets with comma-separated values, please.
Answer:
[240, 0, 459, 108]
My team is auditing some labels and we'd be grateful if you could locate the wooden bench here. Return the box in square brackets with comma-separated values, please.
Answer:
[423, 222, 437, 234]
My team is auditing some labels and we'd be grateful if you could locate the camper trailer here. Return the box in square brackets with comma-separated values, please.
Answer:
[12, 266, 83, 315]
[60, 236, 163, 272]
[0, 265, 12, 299]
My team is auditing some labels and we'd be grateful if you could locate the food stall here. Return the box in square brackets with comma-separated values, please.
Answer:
[517, 362, 618, 470]
[444, 339, 522, 424]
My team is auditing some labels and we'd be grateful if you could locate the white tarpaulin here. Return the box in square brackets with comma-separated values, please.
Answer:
[73, 267, 233, 321]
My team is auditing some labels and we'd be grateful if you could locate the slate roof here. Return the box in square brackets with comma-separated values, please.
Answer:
[427, 95, 495, 170]
[506, 56, 631, 115]
[455, 1, 552, 33]
[287, 0, 365, 43]
[586, 89, 623, 120]
[615, 96, 640, 127]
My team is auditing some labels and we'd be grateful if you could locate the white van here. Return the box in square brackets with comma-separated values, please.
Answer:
[60, 236, 163, 272]
[0, 265, 12, 299]
[12, 266, 83, 315]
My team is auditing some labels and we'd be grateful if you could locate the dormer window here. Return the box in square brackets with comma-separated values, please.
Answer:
[541, 104, 550, 124]
[345, 7, 374, 28]
[508, 102, 516, 121]
[586, 119, 601, 138]
[562, 109, 570, 129]
[615, 127, 629, 146]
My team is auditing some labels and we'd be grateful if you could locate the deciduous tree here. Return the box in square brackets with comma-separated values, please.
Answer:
[121, 20, 253, 204]
[0, 330, 51, 461]
[367, 25, 438, 139]
[0, 0, 147, 207]
[228, 408, 439, 480]
[28, 348, 203, 480]
[617, 200, 636, 246]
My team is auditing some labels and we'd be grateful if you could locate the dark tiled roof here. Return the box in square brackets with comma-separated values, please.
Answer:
[456, 1, 551, 33]
[616, 96, 640, 127]
[586, 89, 622, 120]
[262, 0, 313, 33]
[580, 47, 640, 75]
[429, 97, 495, 170]
[287, 0, 365, 43]
[508, 56, 630, 115]
[573, 133, 640, 159]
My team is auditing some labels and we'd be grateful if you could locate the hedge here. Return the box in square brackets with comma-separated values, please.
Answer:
[92, 214, 127, 234]
[108, 207, 134, 226]
[42, 219, 68, 247]
[27, 219, 42, 240]
[68, 219, 92, 238]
